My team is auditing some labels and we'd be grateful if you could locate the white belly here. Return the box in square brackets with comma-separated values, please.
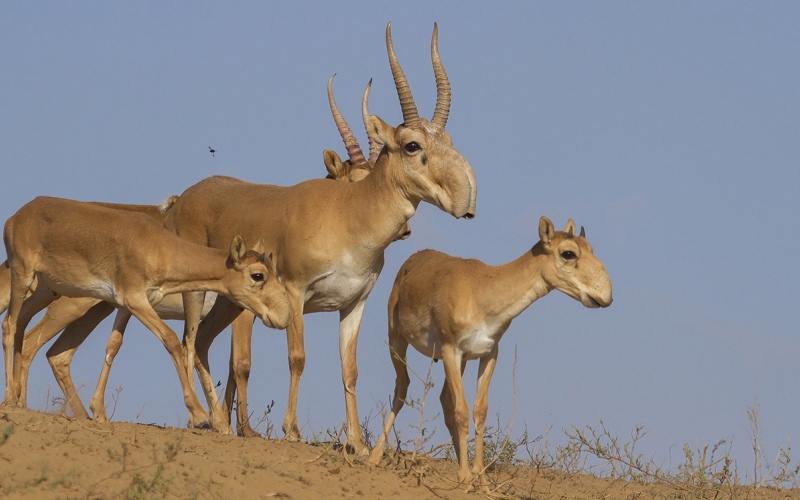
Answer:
[456, 324, 501, 360]
[304, 265, 378, 313]
[152, 292, 218, 320]
[39, 274, 118, 304]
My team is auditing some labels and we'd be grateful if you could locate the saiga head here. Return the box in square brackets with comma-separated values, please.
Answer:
[323, 76, 412, 240]
[535, 217, 613, 308]
[225, 236, 292, 329]
[366, 22, 477, 220]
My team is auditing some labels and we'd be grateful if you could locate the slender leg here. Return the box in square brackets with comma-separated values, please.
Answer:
[11, 281, 59, 401]
[3, 263, 48, 406]
[194, 295, 242, 433]
[225, 311, 258, 437]
[181, 291, 206, 396]
[89, 308, 132, 423]
[439, 345, 471, 485]
[42, 300, 113, 418]
[367, 323, 410, 465]
[18, 297, 103, 408]
[339, 298, 368, 455]
[282, 291, 305, 442]
[472, 346, 498, 493]
[0, 260, 10, 315]
[125, 296, 211, 429]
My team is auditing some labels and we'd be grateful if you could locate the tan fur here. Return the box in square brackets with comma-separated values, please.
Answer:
[367, 217, 612, 490]
[165, 23, 477, 452]
[1, 196, 291, 433]
[0, 198, 224, 419]
[0, 108, 400, 427]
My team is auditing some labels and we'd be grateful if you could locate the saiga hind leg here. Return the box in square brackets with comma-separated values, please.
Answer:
[3, 266, 53, 406]
[124, 296, 211, 430]
[224, 311, 258, 437]
[181, 291, 206, 396]
[367, 322, 410, 466]
[31, 300, 112, 417]
[193, 295, 242, 434]
[89, 308, 132, 423]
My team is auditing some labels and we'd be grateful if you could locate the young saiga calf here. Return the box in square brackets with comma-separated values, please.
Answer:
[368, 217, 613, 490]
[2, 197, 291, 430]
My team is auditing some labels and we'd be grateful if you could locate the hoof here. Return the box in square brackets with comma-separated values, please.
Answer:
[237, 426, 260, 438]
[281, 431, 302, 443]
[1, 397, 17, 407]
[345, 440, 370, 457]
[189, 419, 212, 430]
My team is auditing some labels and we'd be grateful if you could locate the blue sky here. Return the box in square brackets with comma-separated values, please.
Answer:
[2, 3, 798, 476]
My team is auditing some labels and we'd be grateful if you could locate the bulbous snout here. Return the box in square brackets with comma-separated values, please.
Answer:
[446, 161, 477, 220]
[260, 295, 292, 330]
[582, 275, 613, 309]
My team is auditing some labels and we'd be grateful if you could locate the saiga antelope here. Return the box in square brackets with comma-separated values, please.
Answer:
[367, 217, 613, 490]
[220, 75, 412, 436]
[164, 23, 477, 453]
[2, 123, 377, 421]
[1, 196, 291, 431]
[0, 196, 220, 416]
[0, 79, 398, 427]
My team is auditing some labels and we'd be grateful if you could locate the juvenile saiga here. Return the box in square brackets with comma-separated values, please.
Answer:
[1, 196, 291, 431]
[367, 217, 612, 490]
[164, 23, 477, 452]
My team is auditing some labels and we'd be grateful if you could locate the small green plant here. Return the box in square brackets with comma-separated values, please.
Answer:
[749, 400, 800, 489]
[26, 462, 49, 488]
[0, 425, 12, 446]
[163, 435, 183, 462]
[480, 417, 531, 470]
[127, 463, 171, 500]
[107, 442, 131, 472]
[249, 399, 276, 438]
[48, 469, 79, 490]
[565, 420, 660, 481]
[109, 385, 123, 421]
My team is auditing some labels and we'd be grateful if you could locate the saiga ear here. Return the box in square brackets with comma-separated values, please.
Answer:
[538, 216, 555, 245]
[564, 219, 576, 238]
[323, 149, 343, 178]
[229, 235, 248, 264]
[251, 238, 266, 258]
[366, 115, 397, 149]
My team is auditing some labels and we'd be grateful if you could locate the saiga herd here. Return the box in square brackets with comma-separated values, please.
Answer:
[0, 23, 612, 491]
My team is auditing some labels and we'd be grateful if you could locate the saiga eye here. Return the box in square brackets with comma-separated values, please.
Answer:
[561, 251, 577, 260]
[251, 273, 265, 282]
[404, 141, 421, 153]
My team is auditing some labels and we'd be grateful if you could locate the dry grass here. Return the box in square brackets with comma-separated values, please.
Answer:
[365, 345, 800, 498]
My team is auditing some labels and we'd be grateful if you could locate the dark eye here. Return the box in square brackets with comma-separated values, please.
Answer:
[251, 273, 265, 282]
[404, 141, 421, 153]
[561, 251, 577, 260]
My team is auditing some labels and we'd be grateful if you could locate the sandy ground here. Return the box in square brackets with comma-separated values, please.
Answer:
[1, 407, 797, 499]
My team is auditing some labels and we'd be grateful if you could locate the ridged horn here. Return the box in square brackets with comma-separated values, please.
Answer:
[430, 22, 451, 128]
[328, 74, 366, 166]
[386, 22, 421, 129]
[362, 79, 382, 165]
[580, 226, 586, 238]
